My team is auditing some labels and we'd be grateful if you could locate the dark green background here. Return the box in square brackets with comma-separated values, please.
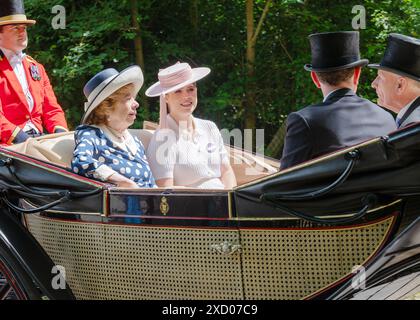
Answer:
[25, 0, 419, 156]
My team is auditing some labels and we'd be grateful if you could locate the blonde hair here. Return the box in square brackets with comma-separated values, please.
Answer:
[85, 84, 135, 125]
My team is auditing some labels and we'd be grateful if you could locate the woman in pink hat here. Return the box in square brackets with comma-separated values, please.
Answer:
[145, 62, 237, 189]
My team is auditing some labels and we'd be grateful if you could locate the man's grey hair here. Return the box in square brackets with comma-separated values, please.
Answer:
[408, 77, 420, 90]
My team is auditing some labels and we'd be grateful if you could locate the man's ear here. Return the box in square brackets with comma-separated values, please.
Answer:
[353, 67, 362, 85]
[396, 77, 408, 95]
[311, 71, 321, 88]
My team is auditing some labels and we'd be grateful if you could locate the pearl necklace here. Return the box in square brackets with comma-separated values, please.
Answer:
[106, 125, 125, 142]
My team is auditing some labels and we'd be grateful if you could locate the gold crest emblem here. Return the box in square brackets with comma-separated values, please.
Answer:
[160, 197, 169, 215]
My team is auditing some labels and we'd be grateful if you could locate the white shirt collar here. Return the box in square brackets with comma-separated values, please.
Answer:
[0, 47, 25, 65]
[96, 125, 138, 155]
[323, 89, 339, 102]
[322, 88, 353, 102]
[396, 97, 419, 122]
[166, 114, 204, 140]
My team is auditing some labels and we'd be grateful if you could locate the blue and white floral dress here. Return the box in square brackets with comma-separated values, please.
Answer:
[71, 125, 156, 188]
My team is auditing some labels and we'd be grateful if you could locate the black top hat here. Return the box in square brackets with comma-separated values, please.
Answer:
[368, 33, 420, 82]
[0, 0, 36, 26]
[304, 31, 368, 72]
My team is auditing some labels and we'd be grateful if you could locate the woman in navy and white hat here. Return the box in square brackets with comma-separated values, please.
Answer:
[71, 66, 156, 188]
[145, 62, 237, 189]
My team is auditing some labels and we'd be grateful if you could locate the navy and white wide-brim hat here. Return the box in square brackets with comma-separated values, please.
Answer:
[81, 65, 144, 124]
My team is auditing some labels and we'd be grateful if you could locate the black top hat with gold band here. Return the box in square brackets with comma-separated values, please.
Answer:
[304, 31, 368, 72]
[0, 0, 36, 26]
[368, 33, 420, 82]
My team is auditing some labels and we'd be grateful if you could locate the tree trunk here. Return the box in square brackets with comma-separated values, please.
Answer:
[190, 0, 199, 41]
[245, 0, 257, 132]
[245, 0, 271, 151]
[130, 0, 149, 118]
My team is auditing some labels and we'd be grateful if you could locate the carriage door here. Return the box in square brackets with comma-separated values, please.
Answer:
[107, 189, 244, 299]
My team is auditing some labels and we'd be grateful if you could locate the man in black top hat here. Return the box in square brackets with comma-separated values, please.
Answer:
[0, 0, 68, 145]
[280, 31, 396, 170]
[370, 33, 420, 128]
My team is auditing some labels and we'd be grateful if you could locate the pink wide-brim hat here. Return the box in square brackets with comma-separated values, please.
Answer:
[145, 62, 210, 97]
[145, 62, 210, 129]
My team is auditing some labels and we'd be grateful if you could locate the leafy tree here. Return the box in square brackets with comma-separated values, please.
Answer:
[24, 0, 418, 156]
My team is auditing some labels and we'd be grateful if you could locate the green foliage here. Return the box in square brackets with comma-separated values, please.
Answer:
[24, 0, 418, 143]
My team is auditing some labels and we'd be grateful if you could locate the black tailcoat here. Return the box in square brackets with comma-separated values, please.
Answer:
[281, 88, 397, 169]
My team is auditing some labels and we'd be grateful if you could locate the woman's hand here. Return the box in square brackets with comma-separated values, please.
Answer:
[221, 162, 237, 189]
[108, 172, 139, 188]
[116, 179, 139, 188]
[155, 178, 174, 188]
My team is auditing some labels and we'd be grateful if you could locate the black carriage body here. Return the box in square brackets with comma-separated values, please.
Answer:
[0, 124, 419, 299]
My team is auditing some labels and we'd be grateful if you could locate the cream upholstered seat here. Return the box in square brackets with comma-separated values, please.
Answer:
[6, 131, 76, 167]
[129, 129, 154, 150]
[6, 129, 155, 168]
[226, 146, 278, 185]
[5, 127, 278, 185]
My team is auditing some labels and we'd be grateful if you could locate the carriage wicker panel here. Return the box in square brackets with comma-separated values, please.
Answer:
[26, 214, 393, 300]
[26, 215, 243, 300]
[240, 217, 393, 299]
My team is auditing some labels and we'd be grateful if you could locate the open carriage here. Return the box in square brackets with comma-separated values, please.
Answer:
[0, 122, 419, 300]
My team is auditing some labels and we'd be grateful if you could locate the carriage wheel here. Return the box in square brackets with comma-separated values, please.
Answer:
[0, 243, 46, 300]
[0, 260, 28, 300]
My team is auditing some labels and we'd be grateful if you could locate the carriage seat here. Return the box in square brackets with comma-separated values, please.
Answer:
[6, 129, 154, 168]
[6, 128, 278, 185]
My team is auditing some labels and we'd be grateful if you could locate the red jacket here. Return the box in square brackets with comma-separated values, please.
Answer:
[0, 52, 68, 144]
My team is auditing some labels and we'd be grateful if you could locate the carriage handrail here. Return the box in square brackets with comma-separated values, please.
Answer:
[261, 149, 360, 201]
[0, 157, 102, 214]
[261, 193, 377, 225]
[0, 191, 71, 214]
[0, 158, 101, 198]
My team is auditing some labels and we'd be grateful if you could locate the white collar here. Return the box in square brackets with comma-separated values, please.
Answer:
[166, 114, 204, 142]
[396, 97, 419, 120]
[395, 97, 418, 125]
[0, 47, 25, 64]
[323, 88, 346, 102]
[97, 125, 138, 155]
